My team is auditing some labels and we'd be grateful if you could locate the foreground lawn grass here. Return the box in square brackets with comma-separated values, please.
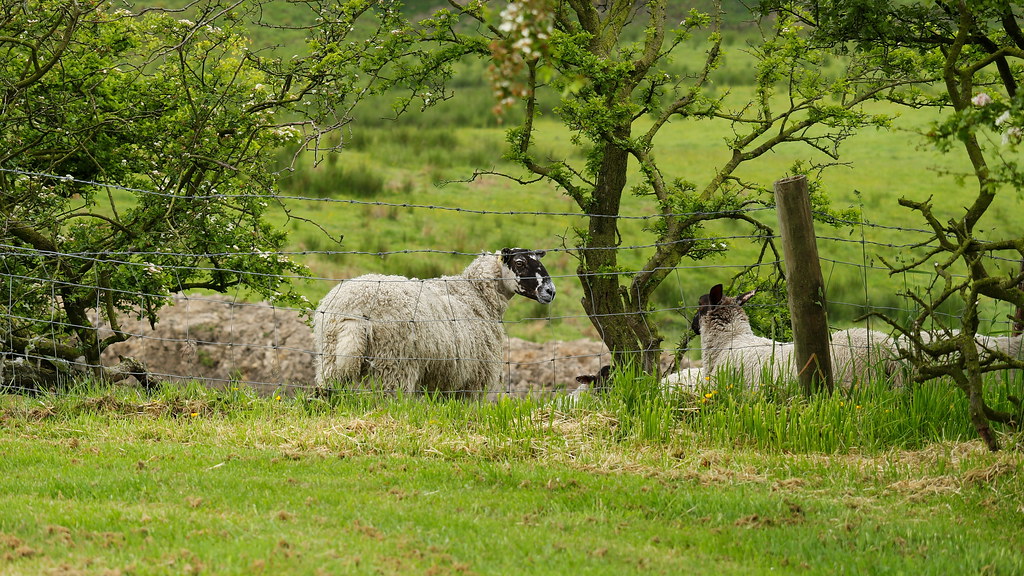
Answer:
[1, 388, 1022, 575]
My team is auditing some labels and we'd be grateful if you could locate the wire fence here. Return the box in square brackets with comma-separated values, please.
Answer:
[2, 168, 1022, 398]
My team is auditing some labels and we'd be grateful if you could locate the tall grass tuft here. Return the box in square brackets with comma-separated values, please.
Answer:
[681, 373, 978, 453]
[484, 396, 544, 438]
[4, 368, 1011, 458]
[603, 364, 677, 442]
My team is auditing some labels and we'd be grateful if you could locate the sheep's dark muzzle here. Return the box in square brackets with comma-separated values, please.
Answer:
[535, 281, 556, 304]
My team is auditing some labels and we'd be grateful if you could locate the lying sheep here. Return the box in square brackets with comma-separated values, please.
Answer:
[573, 364, 610, 394]
[672, 284, 901, 389]
[975, 335, 1024, 383]
[975, 335, 1024, 363]
[573, 363, 706, 399]
[314, 248, 556, 397]
[829, 327, 904, 386]
[566, 365, 609, 404]
[686, 284, 793, 387]
[662, 366, 706, 391]
[569, 364, 707, 404]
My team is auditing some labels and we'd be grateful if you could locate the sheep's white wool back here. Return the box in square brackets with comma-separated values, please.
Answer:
[829, 328, 902, 386]
[315, 274, 506, 394]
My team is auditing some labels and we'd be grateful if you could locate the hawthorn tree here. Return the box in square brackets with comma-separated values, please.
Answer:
[0, 0, 431, 388]
[759, 0, 1024, 449]
[424, 0, 908, 373]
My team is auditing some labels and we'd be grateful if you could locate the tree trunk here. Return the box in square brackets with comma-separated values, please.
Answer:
[959, 286, 1000, 451]
[579, 132, 652, 370]
[962, 370, 1000, 452]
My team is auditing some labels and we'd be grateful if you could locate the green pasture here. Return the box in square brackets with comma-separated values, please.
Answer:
[271, 89, 1023, 352]
[1, 376, 1022, 575]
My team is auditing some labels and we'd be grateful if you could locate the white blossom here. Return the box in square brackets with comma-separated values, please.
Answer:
[971, 93, 992, 106]
[1002, 127, 1022, 146]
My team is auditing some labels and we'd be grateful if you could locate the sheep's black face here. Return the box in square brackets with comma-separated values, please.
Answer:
[501, 248, 556, 304]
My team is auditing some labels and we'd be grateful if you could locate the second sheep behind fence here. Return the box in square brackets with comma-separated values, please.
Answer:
[673, 283, 902, 389]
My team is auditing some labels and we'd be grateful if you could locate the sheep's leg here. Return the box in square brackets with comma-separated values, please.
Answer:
[315, 318, 370, 395]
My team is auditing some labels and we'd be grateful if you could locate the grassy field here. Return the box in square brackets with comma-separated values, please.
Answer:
[2, 377, 1023, 575]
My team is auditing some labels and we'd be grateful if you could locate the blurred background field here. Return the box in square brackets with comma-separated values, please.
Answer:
[104, 0, 1024, 358]
[269, 87, 1020, 351]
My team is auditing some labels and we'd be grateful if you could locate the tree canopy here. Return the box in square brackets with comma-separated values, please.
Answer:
[0, 0, 423, 386]
[413, 0, 907, 372]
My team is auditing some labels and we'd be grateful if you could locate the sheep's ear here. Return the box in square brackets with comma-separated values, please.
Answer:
[736, 289, 758, 307]
[709, 284, 724, 305]
[534, 250, 546, 258]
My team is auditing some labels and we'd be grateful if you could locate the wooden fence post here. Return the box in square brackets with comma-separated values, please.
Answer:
[774, 175, 834, 395]
[1013, 259, 1024, 336]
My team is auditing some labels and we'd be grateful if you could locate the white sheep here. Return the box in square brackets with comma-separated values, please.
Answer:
[671, 284, 901, 389]
[829, 327, 904, 386]
[974, 334, 1023, 362]
[314, 248, 556, 397]
[686, 284, 793, 387]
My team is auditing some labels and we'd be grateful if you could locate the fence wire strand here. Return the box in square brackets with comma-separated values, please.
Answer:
[3, 169, 1022, 399]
